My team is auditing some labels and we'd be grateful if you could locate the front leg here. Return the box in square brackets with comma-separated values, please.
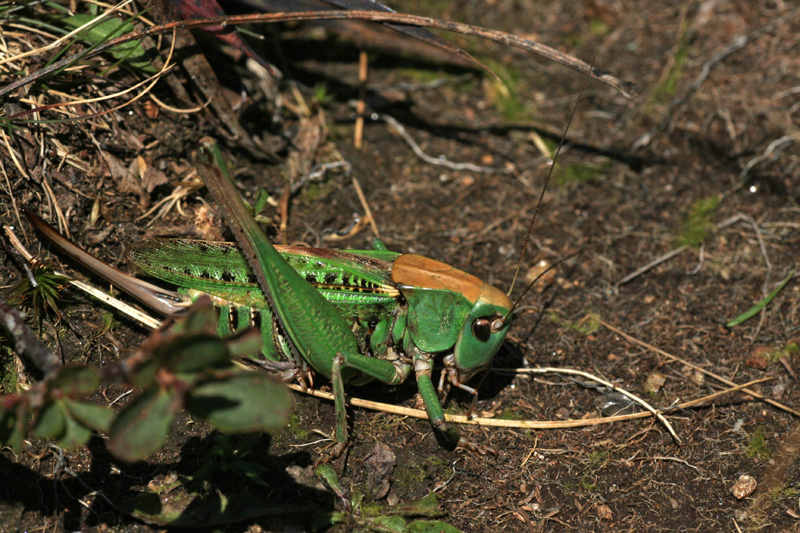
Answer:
[413, 352, 462, 448]
[414, 350, 496, 454]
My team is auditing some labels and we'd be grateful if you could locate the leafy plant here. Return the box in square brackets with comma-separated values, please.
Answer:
[190, 433, 270, 487]
[59, 13, 157, 74]
[7, 261, 68, 321]
[317, 464, 462, 532]
[0, 298, 291, 462]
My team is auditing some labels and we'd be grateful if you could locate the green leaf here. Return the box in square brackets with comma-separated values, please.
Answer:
[213, 433, 234, 457]
[0, 397, 26, 451]
[62, 14, 156, 74]
[231, 432, 260, 456]
[33, 401, 66, 439]
[396, 492, 441, 516]
[132, 359, 159, 388]
[316, 464, 344, 493]
[182, 300, 220, 335]
[187, 374, 290, 433]
[57, 407, 92, 449]
[727, 271, 794, 328]
[109, 387, 177, 462]
[369, 515, 408, 532]
[163, 335, 232, 373]
[51, 366, 100, 397]
[252, 187, 270, 216]
[232, 460, 270, 487]
[63, 399, 114, 432]
[407, 520, 463, 532]
[224, 329, 264, 359]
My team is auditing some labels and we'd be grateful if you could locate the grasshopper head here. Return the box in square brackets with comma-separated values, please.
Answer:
[451, 282, 512, 383]
[392, 255, 512, 385]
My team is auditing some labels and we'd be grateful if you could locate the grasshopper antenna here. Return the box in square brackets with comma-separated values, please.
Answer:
[504, 249, 583, 322]
[506, 58, 595, 298]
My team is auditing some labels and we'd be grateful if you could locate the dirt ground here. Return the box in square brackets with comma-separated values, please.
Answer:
[1, 1, 799, 531]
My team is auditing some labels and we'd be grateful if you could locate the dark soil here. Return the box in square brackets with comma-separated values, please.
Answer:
[1, 1, 799, 531]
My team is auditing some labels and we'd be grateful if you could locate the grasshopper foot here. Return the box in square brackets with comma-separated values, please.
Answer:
[315, 439, 351, 471]
[432, 419, 496, 456]
[456, 435, 497, 456]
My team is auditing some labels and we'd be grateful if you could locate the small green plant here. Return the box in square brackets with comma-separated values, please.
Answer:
[7, 261, 68, 321]
[190, 433, 270, 487]
[767, 341, 799, 363]
[589, 18, 611, 37]
[498, 407, 524, 420]
[553, 160, 610, 187]
[395, 67, 447, 84]
[0, 349, 18, 394]
[587, 450, 609, 469]
[579, 450, 609, 492]
[769, 483, 799, 504]
[317, 464, 461, 532]
[312, 82, 333, 105]
[547, 310, 601, 335]
[675, 195, 720, 248]
[580, 475, 597, 492]
[285, 413, 311, 440]
[651, 32, 691, 103]
[482, 59, 534, 122]
[745, 427, 771, 460]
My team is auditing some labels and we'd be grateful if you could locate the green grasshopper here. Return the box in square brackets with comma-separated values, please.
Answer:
[26, 138, 514, 453]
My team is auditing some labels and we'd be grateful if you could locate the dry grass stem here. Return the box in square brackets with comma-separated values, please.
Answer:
[381, 113, 511, 174]
[289, 376, 771, 430]
[0, 0, 136, 67]
[599, 319, 800, 417]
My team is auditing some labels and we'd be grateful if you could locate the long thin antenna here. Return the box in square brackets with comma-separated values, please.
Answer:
[504, 250, 583, 322]
[506, 58, 595, 297]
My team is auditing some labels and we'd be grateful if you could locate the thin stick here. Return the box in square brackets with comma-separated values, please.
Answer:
[351, 176, 380, 239]
[615, 246, 687, 287]
[380, 113, 510, 174]
[354, 50, 367, 149]
[598, 318, 800, 417]
[0, 11, 635, 100]
[515, 367, 680, 442]
[289, 376, 771, 429]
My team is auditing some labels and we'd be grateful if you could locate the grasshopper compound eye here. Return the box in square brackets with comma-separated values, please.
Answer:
[472, 315, 507, 342]
[472, 318, 493, 342]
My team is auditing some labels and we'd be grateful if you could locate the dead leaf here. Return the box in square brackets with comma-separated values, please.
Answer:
[136, 155, 168, 193]
[363, 442, 396, 500]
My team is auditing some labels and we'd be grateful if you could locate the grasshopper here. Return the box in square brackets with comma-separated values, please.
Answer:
[26, 138, 515, 453]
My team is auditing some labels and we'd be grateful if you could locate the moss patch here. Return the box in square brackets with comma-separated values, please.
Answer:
[675, 195, 720, 248]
